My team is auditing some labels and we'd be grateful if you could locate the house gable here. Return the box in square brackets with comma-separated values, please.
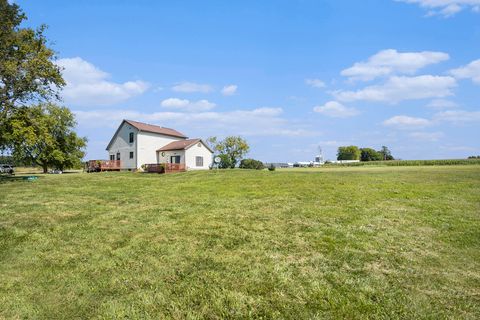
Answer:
[184, 141, 214, 170]
[156, 139, 213, 170]
[106, 120, 134, 151]
[106, 121, 138, 169]
[106, 120, 187, 151]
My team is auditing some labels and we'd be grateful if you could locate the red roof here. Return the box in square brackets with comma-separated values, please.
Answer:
[125, 120, 187, 138]
[157, 139, 201, 151]
[157, 139, 213, 153]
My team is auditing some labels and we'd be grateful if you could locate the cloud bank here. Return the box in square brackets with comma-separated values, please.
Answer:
[57, 57, 149, 106]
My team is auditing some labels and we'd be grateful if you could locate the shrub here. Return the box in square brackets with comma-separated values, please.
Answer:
[268, 164, 276, 171]
[239, 158, 265, 170]
[217, 154, 234, 169]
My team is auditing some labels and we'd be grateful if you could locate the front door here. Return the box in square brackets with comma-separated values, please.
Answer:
[170, 155, 181, 164]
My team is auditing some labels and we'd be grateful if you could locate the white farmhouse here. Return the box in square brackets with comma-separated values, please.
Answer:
[106, 120, 213, 170]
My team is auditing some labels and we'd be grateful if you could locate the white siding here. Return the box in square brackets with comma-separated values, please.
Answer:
[185, 142, 213, 170]
[106, 121, 213, 170]
[157, 150, 186, 164]
[106, 122, 137, 169]
[136, 132, 184, 168]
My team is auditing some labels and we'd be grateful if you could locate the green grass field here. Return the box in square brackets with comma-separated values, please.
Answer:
[1, 166, 479, 319]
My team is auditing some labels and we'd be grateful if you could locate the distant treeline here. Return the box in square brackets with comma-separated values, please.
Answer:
[0, 155, 40, 167]
[324, 159, 480, 167]
[337, 145, 394, 161]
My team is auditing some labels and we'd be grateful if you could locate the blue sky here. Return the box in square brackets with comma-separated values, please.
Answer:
[18, 0, 480, 161]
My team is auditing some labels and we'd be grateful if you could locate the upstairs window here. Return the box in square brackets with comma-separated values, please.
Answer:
[196, 156, 203, 167]
[129, 132, 134, 143]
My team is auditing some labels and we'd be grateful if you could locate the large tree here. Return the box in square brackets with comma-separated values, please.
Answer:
[208, 136, 250, 169]
[337, 145, 360, 160]
[7, 103, 87, 173]
[0, 0, 64, 148]
[378, 146, 394, 161]
[360, 148, 382, 162]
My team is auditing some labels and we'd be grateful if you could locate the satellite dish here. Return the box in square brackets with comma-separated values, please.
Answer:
[214, 156, 221, 163]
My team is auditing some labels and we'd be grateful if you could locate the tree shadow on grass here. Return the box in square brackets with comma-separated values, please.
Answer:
[0, 175, 40, 184]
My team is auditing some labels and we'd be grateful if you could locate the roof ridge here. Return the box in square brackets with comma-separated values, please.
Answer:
[157, 138, 208, 152]
[125, 119, 166, 129]
[123, 119, 187, 138]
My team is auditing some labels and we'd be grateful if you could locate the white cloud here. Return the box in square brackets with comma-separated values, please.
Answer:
[440, 145, 478, 152]
[427, 99, 458, 109]
[305, 78, 326, 88]
[313, 101, 359, 118]
[56, 57, 149, 106]
[409, 131, 444, 141]
[397, 0, 480, 16]
[171, 82, 213, 93]
[160, 98, 189, 108]
[433, 110, 480, 123]
[318, 140, 351, 147]
[450, 59, 480, 84]
[383, 115, 432, 129]
[381, 109, 480, 132]
[334, 75, 457, 103]
[341, 49, 449, 81]
[74, 107, 320, 137]
[221, 85, 238, 96]
[160, 98, 216, 112]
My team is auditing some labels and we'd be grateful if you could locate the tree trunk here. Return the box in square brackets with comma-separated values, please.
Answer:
[42, 164, 48, 173]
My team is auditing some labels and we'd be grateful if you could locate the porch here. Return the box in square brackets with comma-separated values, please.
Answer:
[143, 163, 186, 174]
[86, 160, 122, 172]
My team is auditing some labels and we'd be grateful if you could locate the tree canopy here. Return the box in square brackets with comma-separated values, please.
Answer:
[338, 145, 394, 161]
[0, 0, 85, 172]
[208, 136, 250, 169]
[0, 0, 65, 148]
[378, 146, 394, 161]
[337, 146, 361, 160]
[7, 103, 86, 172]
[360, 148, 382, 162]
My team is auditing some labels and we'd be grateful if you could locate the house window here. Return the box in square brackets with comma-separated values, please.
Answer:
[116, 152, 120, 160]
[170, 155, 181, 164]
[129, 151, 134, 159]
[196, 156, 203, 167]
[129, 132, 134, 143]
[110, 154, 115, 161]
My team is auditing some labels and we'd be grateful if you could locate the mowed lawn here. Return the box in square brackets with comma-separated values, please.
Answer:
[1, 166, 479, 319]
